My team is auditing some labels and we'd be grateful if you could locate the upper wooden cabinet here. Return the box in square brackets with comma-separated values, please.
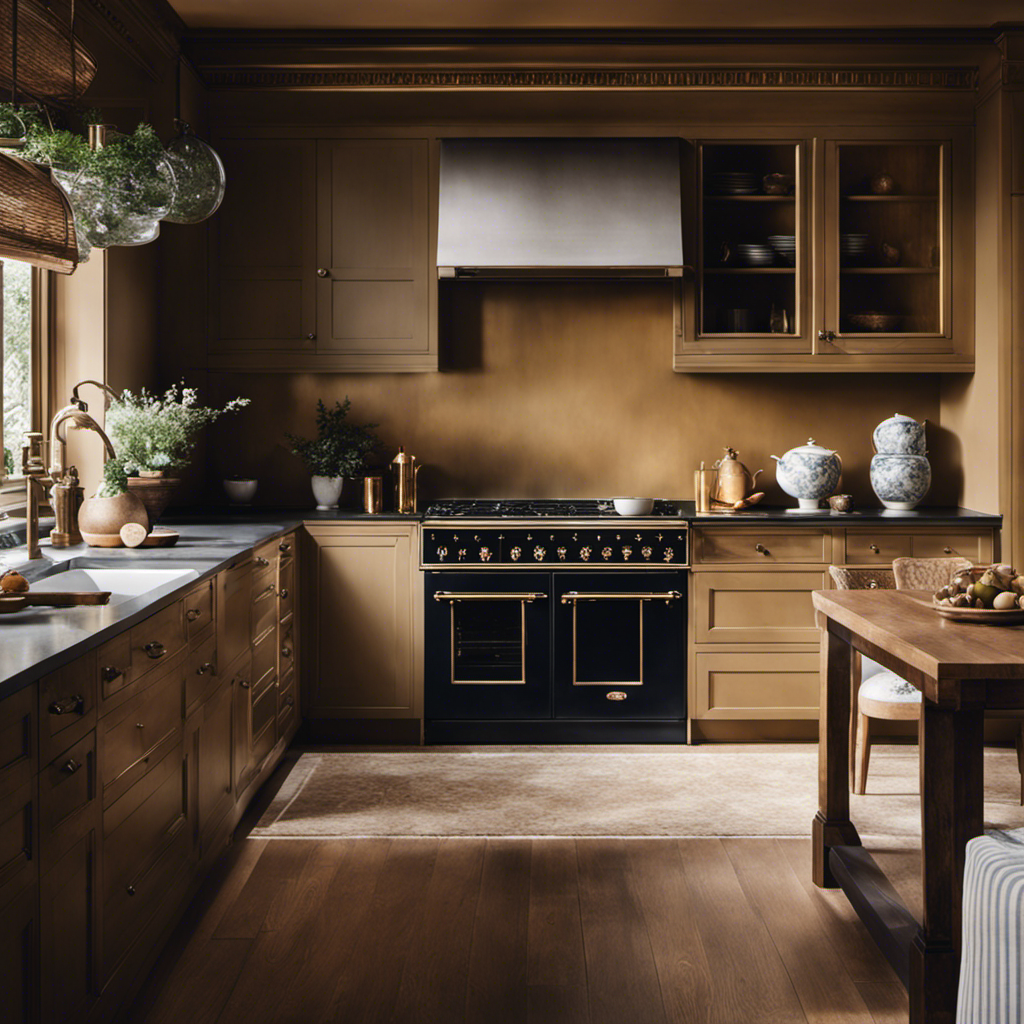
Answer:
[211, 136, 435, 372]
[675, 127, 973, 373]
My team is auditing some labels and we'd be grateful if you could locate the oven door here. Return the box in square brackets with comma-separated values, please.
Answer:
[553, 572, 686, 719]
[425, 572, 551, 719]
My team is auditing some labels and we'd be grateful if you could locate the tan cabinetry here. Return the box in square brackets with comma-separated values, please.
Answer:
[304, 523, 422, 722]
[676, 127, 973, 373]
[689, 521, 997, 738]
[212, 135, 435, 372]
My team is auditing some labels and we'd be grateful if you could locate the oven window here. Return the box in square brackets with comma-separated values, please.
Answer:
[452, 600, 525, 684]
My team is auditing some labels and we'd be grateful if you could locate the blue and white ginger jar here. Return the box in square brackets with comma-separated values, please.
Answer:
[872, 413, 927, 455]
[870, 454, 931, 511]
[771, 439, 843, 510]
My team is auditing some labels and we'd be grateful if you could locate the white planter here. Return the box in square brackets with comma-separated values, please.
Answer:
[311, 475, 345, 510]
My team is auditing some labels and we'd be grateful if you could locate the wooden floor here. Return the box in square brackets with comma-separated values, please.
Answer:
[124, 830, 911, 1023]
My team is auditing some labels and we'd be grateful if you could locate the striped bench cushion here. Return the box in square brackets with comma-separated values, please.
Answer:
[957, 828, 1024, 1024]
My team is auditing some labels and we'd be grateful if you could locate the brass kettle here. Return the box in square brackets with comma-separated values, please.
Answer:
[711, 447, 763, 507]
[392, 446, 422, 513]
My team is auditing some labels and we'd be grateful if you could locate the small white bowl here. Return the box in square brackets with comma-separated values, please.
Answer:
[224, 478, 258, 504]
[612, 497, 654, 516]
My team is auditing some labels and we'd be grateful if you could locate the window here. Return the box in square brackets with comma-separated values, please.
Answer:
[0, 258, 43, 485]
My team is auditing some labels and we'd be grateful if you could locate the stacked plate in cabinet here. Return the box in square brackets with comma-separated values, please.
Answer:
[707, 170, 760, 195]
[840, 233, 868, 263]
[734, 243, 775, 266]
[767, 235, 796, 265]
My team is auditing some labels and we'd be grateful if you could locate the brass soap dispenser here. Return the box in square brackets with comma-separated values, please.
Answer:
[392, 446, 422, 514]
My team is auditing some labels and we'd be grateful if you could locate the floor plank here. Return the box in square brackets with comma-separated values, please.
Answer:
[724, 838, 873, 1023]
[857, 982, 911, 1024]
[465, 840, 532, 1024]
[321, 837, 440, 1024]
[778, 839, 903, 986]
[678, 838, 806, 1024]
[390, 838, 486, 1023]
[626, 838, 714, 1023]
[576, 839, 666, 1024]
[526, 839, 590, 1024]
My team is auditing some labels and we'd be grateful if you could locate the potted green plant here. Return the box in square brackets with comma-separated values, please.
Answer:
[101, 383, 249, 522]
[286, 398, 379, 509]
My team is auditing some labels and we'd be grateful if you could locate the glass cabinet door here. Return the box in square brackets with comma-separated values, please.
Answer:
[695, 140, 810, 352]
[824, 139, 951, 353]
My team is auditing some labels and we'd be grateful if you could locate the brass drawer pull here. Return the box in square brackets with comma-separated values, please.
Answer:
[256, 584, 276, 600]
[317, 268, 329, 278]
[279, 588, 289, 600]
[186, 608, 202, 622]
[755, 543, 770, 555]
[239, 679, 251, 689]
[255, 556, 271, 568]
[433, 592, 546, 602]
[48, 695, 84, 715]
[561, 591, 681, 604]
[144, 641, 166, 659]
[61, 758, 82, 774]
[279, 541, 291, 553]
[196, 662, 215, 676]
[101, 666, 123, 684]
[869, 544, 880, 553]
[606, 691, 628, 701]
[944, 546, 953, 554]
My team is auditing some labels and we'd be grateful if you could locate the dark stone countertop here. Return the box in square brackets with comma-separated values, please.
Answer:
[688, 504, 1001, 526]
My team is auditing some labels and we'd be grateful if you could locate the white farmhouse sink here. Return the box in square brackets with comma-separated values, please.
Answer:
[30, 568, 200, 607]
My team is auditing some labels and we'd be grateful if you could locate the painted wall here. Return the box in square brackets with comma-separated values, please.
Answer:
[198, 281, 947, 509]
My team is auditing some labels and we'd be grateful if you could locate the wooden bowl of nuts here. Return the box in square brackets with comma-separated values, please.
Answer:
[933, 564, 1024, 624]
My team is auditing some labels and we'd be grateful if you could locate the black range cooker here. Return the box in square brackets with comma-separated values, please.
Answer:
[421, 499, 689, 743]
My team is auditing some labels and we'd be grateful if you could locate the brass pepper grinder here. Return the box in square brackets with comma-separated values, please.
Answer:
[50, 465, 83, 548]
[392, 446, 422, 514]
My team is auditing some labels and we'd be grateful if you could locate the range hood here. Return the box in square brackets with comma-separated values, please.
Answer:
[437, 137, 683, 279]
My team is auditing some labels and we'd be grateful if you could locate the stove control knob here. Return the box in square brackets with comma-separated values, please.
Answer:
[602, 546, 613, 561]
[579, 546, 591, 562]
[642, 546, 653, 561]
[479, 546, 492, 562]
[458, 549, 467, 561]
[436, 546, 448, 562]
[510, 546, 522, 562]
[557, 546, 567, 561]
[533, 545, 546, 562]
[663, 547, 674, 563]
[622, 546, 632, 561]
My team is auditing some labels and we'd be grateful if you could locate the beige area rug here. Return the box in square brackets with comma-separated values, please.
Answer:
[250, 745, 1024, 840]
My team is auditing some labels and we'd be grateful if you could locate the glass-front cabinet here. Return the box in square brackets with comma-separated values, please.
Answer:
[675, 128, 972, 372]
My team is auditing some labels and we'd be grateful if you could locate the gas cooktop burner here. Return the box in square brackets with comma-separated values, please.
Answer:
[423, 498, 683, 518]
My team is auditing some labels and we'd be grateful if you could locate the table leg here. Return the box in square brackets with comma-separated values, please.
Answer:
[909, 690, 984, 1024]
[813, 621, 862, 888]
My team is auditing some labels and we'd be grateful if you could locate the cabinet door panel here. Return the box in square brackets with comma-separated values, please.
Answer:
[326, 279, 416, 347]
[695, 571, 826, 644]
[0, 884, 36, 1024]
[694, 651, 820, 719]
[197, 679, 233, 849]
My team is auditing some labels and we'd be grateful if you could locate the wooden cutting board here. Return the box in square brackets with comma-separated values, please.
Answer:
[0, 591, 111, 612]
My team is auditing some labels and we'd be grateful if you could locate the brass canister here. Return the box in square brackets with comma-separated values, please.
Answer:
[694, 463, 712, 514]
[391, 446, 422, 514]
[363, 475, 383, 514]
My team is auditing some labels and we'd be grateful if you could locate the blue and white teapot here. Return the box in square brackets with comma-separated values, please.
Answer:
[771, 438, 843, 511]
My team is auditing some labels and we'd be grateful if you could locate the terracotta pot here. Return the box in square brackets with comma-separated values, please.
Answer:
[126, 472, 181, 524]
[78, 491, 150, 547]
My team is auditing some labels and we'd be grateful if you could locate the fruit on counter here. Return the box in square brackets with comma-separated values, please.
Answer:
[933, 563, 1024, 609]
[0, 570, 28, 593]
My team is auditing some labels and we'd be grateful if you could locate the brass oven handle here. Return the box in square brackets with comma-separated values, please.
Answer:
[433, 592, 547, 602]
[560, 591, 682, 603]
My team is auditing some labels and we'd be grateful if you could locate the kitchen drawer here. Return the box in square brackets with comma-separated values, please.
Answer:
[0, 775, 34, 909]
[130, 600, 185, 683]
[39, 732, 95, 873]
[277, 533, 296, 562]
[251, 623, 277, 692]
[843, 531, 913, 565]
[278, 672, 297, 734]
[183, 579, 215, 643]
[693, 650, 821, 720]
[218, 559, 253, 671]
[185, 632, 218, 714]
[100, 653, 184, 810]
[252, 679, 278, 741]
[279, 621, 295, 679]
[253, 539, 277, 588]
[102, 745, 188, 979]
[252, 576, 278, 642]
[278, 556, 294, 622]
[911, 531, 994, 563]
[0, 686, 34, 806]
[693, 528, 831, 565]
[694, 571, 827, 644]
[39, 651, 96, 765]
[96, 632, 133, 704]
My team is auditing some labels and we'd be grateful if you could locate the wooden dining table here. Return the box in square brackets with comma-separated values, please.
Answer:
[811, 588, 1024, 1024]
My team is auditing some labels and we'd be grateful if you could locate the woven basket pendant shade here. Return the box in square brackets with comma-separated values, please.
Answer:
[0, 0, 95, 104]
[0, 150, 77, 272]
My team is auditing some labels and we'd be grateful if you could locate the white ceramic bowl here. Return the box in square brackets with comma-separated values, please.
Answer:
[612, 497, 654, 516]
[223, 478, 258, 504]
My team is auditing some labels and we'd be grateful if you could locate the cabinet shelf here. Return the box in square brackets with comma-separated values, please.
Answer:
[840, 267, 939, 274]
[843, 194, 938, 202]
[704, 267, 796, 275]
[704, 195, 795, 202]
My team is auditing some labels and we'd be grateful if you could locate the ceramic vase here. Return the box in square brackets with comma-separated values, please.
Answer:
[870, 454, 931, 511]
[126, 471, 180, 525]
[872, 413, 927, 456]
[78, 491, 150, 547]
[311, 475, 344, 510]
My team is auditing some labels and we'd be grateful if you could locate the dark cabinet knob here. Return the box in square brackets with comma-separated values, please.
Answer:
[818, 329, 836, 342]
[255, 556, 270, 568]
[279, 541, 292, 553]
[944, 547, 953, 554]
[754, 543, 770, 556]
[186, 608, 202, 622]
[126, 885, 136, 896]
[144, 641, 166, 659]
[279, 588, 289, 600]
[61, 758, 81, 774]
[317, 268, 329, 278]
[48, 695, 84, 715]
[281, 647, 292, 659]
[101, 666, 122, 683]
[306, 333, 316, 340]
[869, 544, 880, 553]
[196, 662, 214, 676]
[239, 679, 251, 689]
[285, 695, 295, 707]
